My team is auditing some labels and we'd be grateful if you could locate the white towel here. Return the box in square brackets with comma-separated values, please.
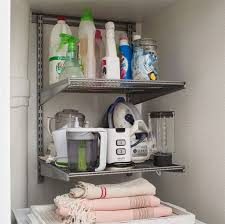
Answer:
[70, 178, 156, 199]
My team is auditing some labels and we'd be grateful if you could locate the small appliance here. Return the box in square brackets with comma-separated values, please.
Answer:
[107, 128, 132, 166]
[52, 128, 107, 172]
[106, 97, 156, 163]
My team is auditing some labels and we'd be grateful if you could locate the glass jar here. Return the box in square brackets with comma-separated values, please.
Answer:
[132, 38, 159, 81]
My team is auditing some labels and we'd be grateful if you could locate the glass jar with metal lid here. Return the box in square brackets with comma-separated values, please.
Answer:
[132, 38, 159, 81]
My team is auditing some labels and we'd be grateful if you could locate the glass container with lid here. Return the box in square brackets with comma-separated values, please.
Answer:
[47, 109, 85, 135]
[132, 38, 159, 81]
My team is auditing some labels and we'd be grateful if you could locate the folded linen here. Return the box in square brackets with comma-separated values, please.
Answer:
[94, 206, 173, 223]
[55, 195, 160, 214]
[56, 205, 172, 223]
[70, 178, 156, 199]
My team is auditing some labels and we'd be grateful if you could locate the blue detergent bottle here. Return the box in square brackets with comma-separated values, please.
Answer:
[119, 34, 132, 79]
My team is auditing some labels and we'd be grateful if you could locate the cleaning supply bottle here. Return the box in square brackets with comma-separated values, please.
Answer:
[119, 33, 132, 80]
[59, 33, 84, 79]
[49, 16, 72, 84]
[95, 30, 104, 78]
[102, 22, 120, 79]
[78, 9, 96, 79]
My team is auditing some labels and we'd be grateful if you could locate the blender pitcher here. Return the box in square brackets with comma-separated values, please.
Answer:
[149, 111, 175, 166]
[66, 128, 107, 172]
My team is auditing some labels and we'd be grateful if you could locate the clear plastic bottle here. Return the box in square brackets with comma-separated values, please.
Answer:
[60, 34, 84, 79]
[78, 9, 96, 79]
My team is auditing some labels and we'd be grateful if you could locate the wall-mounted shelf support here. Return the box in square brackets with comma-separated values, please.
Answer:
[35, 12, 186, 182]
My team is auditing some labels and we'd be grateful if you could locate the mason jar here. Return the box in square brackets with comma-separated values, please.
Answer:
[132, 38, 159, 81]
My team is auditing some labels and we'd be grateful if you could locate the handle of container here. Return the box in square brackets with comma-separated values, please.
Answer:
[47, 117, 55, 136]
[95, 131, 107, 172]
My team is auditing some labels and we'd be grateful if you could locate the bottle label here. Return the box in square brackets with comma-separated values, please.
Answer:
[120, 55, 128, 79]
[49, 56, 67, 76]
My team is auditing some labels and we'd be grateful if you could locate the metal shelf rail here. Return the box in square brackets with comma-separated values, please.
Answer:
[40, 159, 185, 182]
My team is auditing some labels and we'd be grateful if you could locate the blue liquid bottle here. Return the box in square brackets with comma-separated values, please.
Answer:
[119, 34, 132, 80]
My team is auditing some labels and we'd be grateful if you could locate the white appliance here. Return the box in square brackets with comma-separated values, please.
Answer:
[52, 128, 67, 163]
[107, 128, 132, 165]
[52, 128, 107, 171]
[106, 97, 156, 163]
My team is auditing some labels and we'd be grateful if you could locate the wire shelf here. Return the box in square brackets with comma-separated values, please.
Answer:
[40, 159, 185, 182]
[40, 78, 185, 105]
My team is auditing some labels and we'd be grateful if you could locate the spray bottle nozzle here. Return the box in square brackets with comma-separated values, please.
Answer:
[58, 33, 79, 52]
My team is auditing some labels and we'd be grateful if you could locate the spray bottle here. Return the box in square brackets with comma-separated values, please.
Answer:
[102, 22, 120, 79]
[58, 33, 84, 79]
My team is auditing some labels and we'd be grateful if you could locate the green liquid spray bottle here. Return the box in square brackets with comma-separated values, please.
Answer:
[58, 33, 84, 79]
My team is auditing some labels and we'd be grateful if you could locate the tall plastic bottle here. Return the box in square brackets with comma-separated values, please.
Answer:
[78, 9, 96, 79]
[102, 22, 120, 79]
[119, 34, 132, 80]
[49, 16, 72, 84]
[95, 30, 104, 78]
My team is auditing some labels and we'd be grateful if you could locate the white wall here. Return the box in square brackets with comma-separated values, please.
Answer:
[0, 0, 11, 223]
[11, 0, 30, 214]
[142, 0, 225, 223]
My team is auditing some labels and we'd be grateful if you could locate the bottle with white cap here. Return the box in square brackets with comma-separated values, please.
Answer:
[101, 22, 120, 79]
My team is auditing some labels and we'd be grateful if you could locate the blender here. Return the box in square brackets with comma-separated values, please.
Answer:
[149, 111, 175, 166]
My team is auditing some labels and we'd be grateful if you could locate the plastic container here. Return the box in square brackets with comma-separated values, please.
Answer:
[132, 38, 159, 81]
[95, 30, 104, 78]
[119, 34, 132, 79]
[49, 16, 72, 84]
[59, 33, 84, 79]
[102, 22, 120, 79]
[66, 131, 99, 171]
[78, 9, 96, 79]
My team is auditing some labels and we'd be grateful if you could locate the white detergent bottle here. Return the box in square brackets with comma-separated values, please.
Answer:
[78, 9, 96, 79]
[49, 16, 72, 84]
[102, 22, 120, 79]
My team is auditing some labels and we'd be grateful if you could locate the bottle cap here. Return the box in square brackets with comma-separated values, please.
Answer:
[95, 30, 102, 39]
[105, 21, 115, 30]
[119, 33, 129, 45]
[133, 34, 141, 41]
[81, 9, 94, 21]
[57, 15, 65, 21]
[120, 33, 128, 40]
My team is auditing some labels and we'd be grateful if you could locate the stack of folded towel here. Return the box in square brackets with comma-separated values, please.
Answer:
[54, 178, 172, 224]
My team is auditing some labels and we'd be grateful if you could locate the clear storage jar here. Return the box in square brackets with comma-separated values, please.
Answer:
[132, 38, 159, 81]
